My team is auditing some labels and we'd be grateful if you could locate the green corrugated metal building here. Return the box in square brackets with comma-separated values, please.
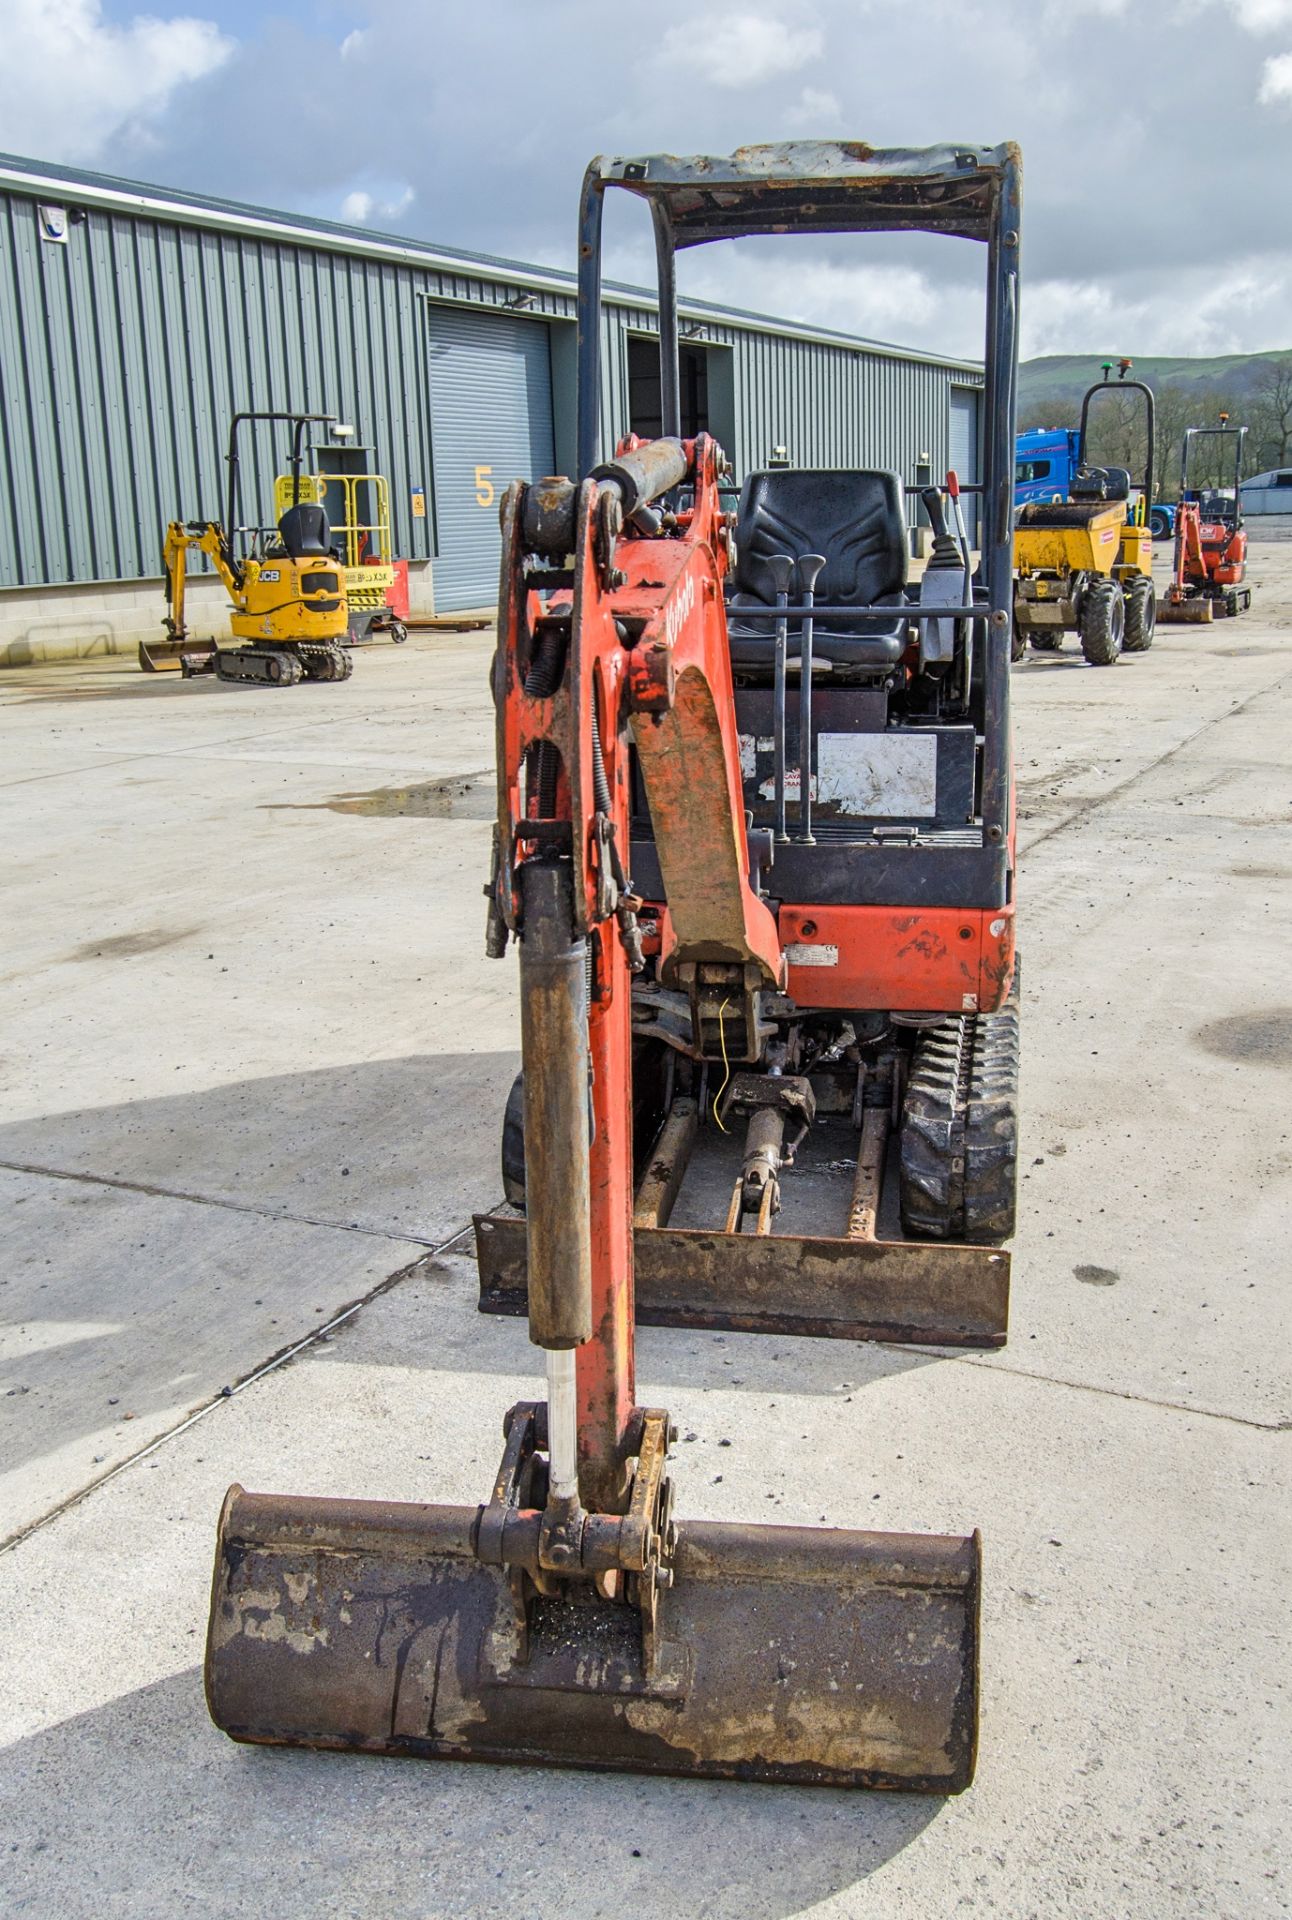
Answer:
[0, 152, 983, 655]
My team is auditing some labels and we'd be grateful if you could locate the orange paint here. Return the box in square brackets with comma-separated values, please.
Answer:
[779, 904, 1016, 1014]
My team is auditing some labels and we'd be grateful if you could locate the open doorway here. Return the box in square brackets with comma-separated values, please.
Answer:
[628, 335, 710, 439]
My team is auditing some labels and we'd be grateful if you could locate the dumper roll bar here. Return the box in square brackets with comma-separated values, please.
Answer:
[574, 141, 1022, 849]
[1077, 364, 1156, 512]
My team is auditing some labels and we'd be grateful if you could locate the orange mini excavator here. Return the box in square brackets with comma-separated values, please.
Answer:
[1161, 420, 1252, 624]
[205, 143, 1021, 1793]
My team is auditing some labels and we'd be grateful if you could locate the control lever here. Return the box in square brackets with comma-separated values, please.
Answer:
[919, 484, 965, 669]
[797, 554, 826, 845]
[946, 470, 974, 696]
[766, 553, 794, 843]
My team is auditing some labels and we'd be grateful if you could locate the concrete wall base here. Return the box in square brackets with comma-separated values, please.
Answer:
[0, 559, 437, 667]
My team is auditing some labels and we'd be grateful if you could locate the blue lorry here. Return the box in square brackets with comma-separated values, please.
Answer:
[1016, 426, 1175, 538]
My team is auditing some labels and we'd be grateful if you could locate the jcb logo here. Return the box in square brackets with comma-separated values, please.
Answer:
[664, 573, 696, 648]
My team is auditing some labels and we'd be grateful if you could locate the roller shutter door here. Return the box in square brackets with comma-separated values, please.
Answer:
[427, 308, 555, 610]
[949, 387, 980, 542]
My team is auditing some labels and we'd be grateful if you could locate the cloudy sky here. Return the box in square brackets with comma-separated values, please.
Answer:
[4, 0, 1291, 361]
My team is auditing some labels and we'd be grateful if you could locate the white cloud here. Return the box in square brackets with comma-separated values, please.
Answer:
[339, 28, 367, 59]
[680, 249, 948, 346]
[0, 0, 232, 163]
[658, 12, 824, 89]
[1023, 257, 1292, 357]
[1226, 0, 1292, 27]
[783, 84, 842, 129]
[1258, 48, 1292, 97]
[340, 183, 415, 225]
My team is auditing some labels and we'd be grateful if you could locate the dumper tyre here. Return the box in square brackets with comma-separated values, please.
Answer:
[1028, 631, 1064, 652]
[501, 1070, 526, 1208]
[1123, 577, 1155, 652]
[1079, 580, 1123, 665]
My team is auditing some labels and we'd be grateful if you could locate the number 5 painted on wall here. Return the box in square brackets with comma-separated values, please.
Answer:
[474, 465, 495, 507]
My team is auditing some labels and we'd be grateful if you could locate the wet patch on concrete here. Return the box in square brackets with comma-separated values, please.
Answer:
[66, 926, 202, 961]
[1207, 645, 1284, 658]
[1228, 865, 1292, 881]
[1195, 1009, 1292, 1067]
[1074, 1264, 1119, 1287]
[280, 772, 496, 821]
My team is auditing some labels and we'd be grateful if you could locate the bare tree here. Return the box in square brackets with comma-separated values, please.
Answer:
[1251, 358, 1292, 467]
[1149, 384, 1194, 497]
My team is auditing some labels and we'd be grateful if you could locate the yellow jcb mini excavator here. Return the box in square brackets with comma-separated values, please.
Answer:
[205, 142, 1022, 1792]
[141, 411, 353, 685]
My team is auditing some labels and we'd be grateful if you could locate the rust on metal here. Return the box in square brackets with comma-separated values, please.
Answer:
[847, 1108, 889, 1243]
[474, 1211, 1009, 1347]
[206, 1485, 980, 1792]
[518, 863, 593, 1349]
[632, 1097, 699, 1228]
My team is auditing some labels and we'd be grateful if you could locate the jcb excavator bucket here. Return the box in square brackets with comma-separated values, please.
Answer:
[207, 1486, 980, 1791]
[137, 636, 215, 671]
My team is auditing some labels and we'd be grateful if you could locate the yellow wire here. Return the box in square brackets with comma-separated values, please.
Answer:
[712, 996, 733, 1132]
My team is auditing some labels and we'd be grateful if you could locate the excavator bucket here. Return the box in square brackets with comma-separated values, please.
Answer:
[207, 1486, 980, 1792]
[476, 1212, 1009, 1347]
[1157, 596, 1213, 624]
[137, 636, 216, 671]
[476, 1092, 1011, 1348]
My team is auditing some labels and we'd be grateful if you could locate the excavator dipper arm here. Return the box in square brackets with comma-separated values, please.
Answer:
[160, 522, 240, 641]
[491, 433, 782, 1508]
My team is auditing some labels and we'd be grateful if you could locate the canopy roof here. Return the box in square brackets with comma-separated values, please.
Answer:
[591, 142, 1019, 247]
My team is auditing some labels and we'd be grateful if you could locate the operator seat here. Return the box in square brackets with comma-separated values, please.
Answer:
[727, 468, 910, 670]
[274, 502, 333, 560]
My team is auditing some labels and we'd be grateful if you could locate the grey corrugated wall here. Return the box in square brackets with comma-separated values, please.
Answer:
[0, 178, 981, 593]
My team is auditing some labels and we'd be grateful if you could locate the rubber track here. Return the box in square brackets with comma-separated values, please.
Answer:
[899, 973, 1019, 1244]
[300, 643, 353, 682]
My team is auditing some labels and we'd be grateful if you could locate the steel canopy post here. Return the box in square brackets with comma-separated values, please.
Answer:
[652, 202, 682, 440]
[979, 153, 1020, 853]
[576, 169, 606, 478]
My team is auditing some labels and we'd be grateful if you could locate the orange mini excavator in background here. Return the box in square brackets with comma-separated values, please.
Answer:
[1160, 420, 1252, 624]
[205, 143, 1022, 1793]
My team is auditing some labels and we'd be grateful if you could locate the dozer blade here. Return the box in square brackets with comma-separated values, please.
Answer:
[206, 1487, 980, 1792]
[1157, 597, 1213, 624]
[138, 636, 215, 671]
[475, 1212, 1009, 1348]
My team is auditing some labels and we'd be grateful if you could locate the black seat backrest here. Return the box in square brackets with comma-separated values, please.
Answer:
[1070, 466, 1107, 500]
[275, 502, 332, 559]
[733, 469, 908, 610]
[1072, 465, 1130, 504]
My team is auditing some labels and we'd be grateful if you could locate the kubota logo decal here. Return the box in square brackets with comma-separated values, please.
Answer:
[665, 573, 696, 648]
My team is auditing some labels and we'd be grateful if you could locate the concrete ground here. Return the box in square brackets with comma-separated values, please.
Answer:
[1, 542, 1289, 1918]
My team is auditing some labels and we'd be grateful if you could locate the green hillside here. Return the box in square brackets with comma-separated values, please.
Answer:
[1018, 351, 1292, 475]
[1020, 351, 1292, 421]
